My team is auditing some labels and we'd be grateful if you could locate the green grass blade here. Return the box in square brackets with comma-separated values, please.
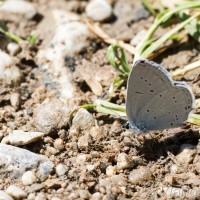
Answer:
[141, 13, 200, 58]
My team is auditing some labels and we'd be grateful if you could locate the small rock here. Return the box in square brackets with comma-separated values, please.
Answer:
[86, 164, 95, 171]
[0, 0, 37, 19]
[7, 130, 44, 145]
[0, 144, 54, 178]
[99, 175, 127, 187]
[86, 0, 112, 22]
[106, 166, 117, 176]
[91, 192, 102, 200]
[44, 179, 62, 189]
[46, 146, 59, 155]
[117, 153, 132, 170]
[7, 43, 21, 56]
[129, 166, 151, 184]
[34, 99, 70, 134]
[56, 163, 68, 176]
[76, 154, 91, 164]
[27, 193, 36, 200]
[0, 50, 22, 85]
[6, 185, 27, 199]
[79, 190, 90, 199]
[72, 108, 95, 129]
[0, 190, 13, 200]
[10, 93, 20, 108]
[22, 171, 37, 186]
[26, 183, 44, 193]
[78, 133, 92, 149]
[54, 138, 65, 151]
[51, 198, 61, 200]
[176, 144, 196, 165]
[38, 161, 54, 181]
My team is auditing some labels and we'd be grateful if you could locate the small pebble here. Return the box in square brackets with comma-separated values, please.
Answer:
[7, 43, 21, 56]
[129, 166, 151, 184]
[6, 185, 27, 199]
[77, 133, 92, 149]
[86, 0, 112, 22]
[54, 138, 65, 151]
[117, 153, 132, 170]
[79, 189, 90, 199]
[0, 190, 13, 200]
[46, 146, 59, 155]
[10, 93, 20, 108]
[56, 163, 68, 176]
[72, 108, 95, 129]
[106, 166, 117, 176]
[22, 171, 37, 185]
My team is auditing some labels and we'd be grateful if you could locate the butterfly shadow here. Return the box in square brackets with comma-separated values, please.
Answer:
[135, 128, 199, 161]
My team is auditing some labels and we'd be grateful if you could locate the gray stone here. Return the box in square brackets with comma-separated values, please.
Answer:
[10, 93, 20, 108]
[7, 130, 44, 145]
[7, 43, 21, 56]
[86, 0, 112, 22]
[0, 191, 13, 200]
[79, 189, 90, 199]
[38, 161, 54, 181]
[78, 134, 92, 149]
[26, 183, 44, 193]
[0, 144, 54, 178]
[72, 108, 95, 129]
[34, 99, 70, 134]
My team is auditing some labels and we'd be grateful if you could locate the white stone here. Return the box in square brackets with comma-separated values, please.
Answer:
[7, 130, 44, 145]
[0, 144, 54, 178]
[73, 108, 95, 129]
[0, 0, 37, 19]
[10, 93, 20, 108]
[76, 154, 90, 164]
[106, 166, 117, 176]
[56, 164, 68, 176]
[6, 185, 27, 199]
[117, 153, 132, 170]
[22, 171, 37, 185]
[0, 50, 21, 85]
[0, 190, 13, 200]
[7, 43, 21, 56]
[86, 0, 112, 22]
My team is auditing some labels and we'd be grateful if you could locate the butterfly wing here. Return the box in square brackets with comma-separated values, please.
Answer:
[126, 60, 194, 131]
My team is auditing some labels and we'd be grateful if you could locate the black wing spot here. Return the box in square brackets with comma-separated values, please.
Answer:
[147, 109, 150, 112]
[148, 83, 152, 86]
[140, 77, 143, 80]
[145, 80, 147, 82]
[150, 90, 154, 92]
[154, 117, 156, 119]
[173, 97, 175, 99]
[175, 100, 177, 103]
[160, 95, 162, 97]
[171, 122, 173, 126]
